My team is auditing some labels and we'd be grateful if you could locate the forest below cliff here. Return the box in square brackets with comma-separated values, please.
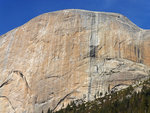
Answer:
[45, 78, 150, 113]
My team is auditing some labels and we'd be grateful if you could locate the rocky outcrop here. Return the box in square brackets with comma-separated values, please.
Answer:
[0, 9, 150, 113]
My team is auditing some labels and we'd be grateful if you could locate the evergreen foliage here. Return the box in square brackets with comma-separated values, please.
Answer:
[46, 78, 150, 113]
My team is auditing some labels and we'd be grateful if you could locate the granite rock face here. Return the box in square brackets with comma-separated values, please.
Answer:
[0, 9, 150, 113]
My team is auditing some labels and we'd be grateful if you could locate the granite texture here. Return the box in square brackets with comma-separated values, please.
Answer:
[0, 9, 150, 113]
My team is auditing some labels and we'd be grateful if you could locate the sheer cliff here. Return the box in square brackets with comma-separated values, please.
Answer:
[0, 9, 150, 113]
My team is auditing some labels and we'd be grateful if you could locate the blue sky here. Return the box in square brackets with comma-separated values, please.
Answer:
[0, 0, 150, 35]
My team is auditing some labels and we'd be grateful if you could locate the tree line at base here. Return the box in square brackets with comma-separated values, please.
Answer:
[45, 78, 150, 113]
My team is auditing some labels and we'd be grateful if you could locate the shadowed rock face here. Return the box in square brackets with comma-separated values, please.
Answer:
[0, 9, 150, 113]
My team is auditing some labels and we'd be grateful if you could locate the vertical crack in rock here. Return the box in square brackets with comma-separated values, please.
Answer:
[88, 13, 99, 101]
[118, 39, 126, 58]
[137, 31, 143, 63]
[90, 45, 96, 57]
[134, 31, 143, 63]
[0, 96, 16, 113]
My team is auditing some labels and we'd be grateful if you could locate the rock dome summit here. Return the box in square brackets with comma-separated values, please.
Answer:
[0, 9, 150, 113]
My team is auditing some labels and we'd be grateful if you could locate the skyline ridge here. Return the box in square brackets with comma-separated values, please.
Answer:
[1, 9, 149, 37]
